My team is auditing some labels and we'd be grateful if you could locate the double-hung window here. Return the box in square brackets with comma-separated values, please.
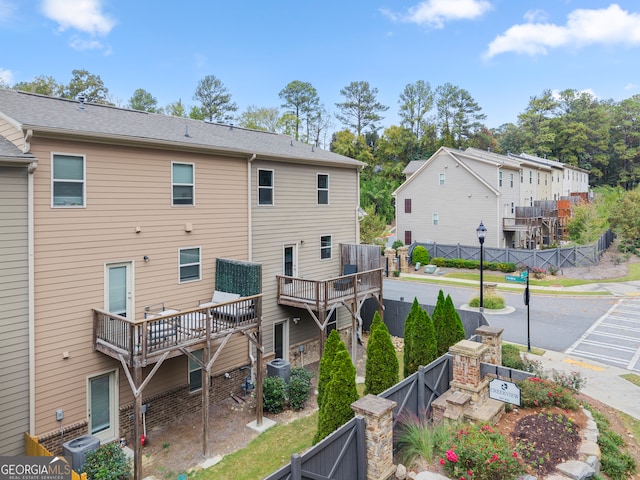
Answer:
[52, 154, 85, 207]
[432, 213, 439, 225]
[179, 247, 201, 283]
[510, 173, 514, 188]
[320, 235, 332, 259]
[172, 162, 194, 205]
[439, 173, 445, 185]
[317, 174, 329, 204]
[499, 171, 503, 187]
[258, 169, 274, 205]
[404, 198, 412, 214]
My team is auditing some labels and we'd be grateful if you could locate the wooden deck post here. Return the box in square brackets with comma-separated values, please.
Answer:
[202, 342, 211, 457]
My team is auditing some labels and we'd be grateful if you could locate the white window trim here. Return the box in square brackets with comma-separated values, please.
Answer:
[178, 246, 202, 284]
[86, 369, 119, 443]
[320, 234, 332, 260]
[432, 213, 439, 225]
[171, 161, 195, 206]
[51, 152, 86, 208]
[499, 171, 503, 187]
[439, 173, 445, 186]
[317, 173, 329, 205]
[257, 168, 275, 206]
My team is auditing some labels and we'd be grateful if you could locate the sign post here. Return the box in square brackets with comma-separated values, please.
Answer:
[524, 267, 530, 352]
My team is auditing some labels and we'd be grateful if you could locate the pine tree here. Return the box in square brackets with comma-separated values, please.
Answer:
[403, 298, 421, 377]
[412, 307, 438, 369]
[433, 289, 448, 356]
[317, 329, 343, 410]
[365, 312, 399, 395]
[314, 349, 358, 443]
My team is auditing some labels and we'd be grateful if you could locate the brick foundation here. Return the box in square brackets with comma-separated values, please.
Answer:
[38, 421, 88, 456]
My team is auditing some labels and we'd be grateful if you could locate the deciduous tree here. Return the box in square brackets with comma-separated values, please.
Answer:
[13, 75, 64, 96]
[64, 69, 110, 104]
[128, 88, 160, 113]
[238, 105, 281, 132]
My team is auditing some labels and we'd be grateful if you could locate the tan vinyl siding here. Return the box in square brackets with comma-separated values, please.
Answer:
[0, 166, 30, 455]
[30, 138, 249, 434]
[0, 119, 25, 150]
[251, 160, 359, 355]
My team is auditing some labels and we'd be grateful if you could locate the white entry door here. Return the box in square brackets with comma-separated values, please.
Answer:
[106, 262, 133, 317]
[88, 371, 118, 442]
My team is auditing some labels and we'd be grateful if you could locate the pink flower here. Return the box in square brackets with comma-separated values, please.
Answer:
[446, 449, 459, 463]
[468, 469, 473, 475]
[512, 451, 518, 458]
[440, 458, 445, 465]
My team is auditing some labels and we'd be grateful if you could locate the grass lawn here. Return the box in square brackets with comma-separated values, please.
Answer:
[621, 372, 640, 388]
[195, 412, 318, 480]
[504, 341, 545, 356]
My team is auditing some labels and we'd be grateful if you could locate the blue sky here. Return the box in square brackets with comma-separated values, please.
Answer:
[1, 0, 640, 131]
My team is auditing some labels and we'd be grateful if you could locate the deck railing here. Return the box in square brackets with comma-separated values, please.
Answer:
[93, 295, 261, 366]
[276, 268, 383, 306]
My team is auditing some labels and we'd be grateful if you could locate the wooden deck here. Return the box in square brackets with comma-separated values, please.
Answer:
[93, 295, 261, 367]
[276, 268, 384, 311]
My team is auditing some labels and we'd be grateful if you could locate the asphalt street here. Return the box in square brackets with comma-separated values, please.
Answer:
[383, 278, 618, 352]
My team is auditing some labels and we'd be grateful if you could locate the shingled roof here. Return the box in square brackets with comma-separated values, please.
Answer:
[0, 88, 363, 168]
[0, 135, 35, 164]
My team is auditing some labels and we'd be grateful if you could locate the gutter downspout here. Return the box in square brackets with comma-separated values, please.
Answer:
[356, 166, 363, 243]
[246, 154, 256, 383]
[27, 161, 37, 434]
[247, 154, 256, 262]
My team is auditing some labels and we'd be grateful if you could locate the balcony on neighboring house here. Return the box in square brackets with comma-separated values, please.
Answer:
[93, 295, 262, 368]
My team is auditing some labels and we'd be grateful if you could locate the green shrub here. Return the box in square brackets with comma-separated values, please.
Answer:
[403, 298, 420, 377]
[430, 258, 516, 272]
[317, 330, 343, 410]
[469, 295, 506, 310]
[517, 377, 578, 409]
[364, 312, 399, 395]
[440, 423, 526, 480]
[263, 376, 287, 414]
[314, 349, 358, 444]
[80, 442, 131, 480]
[287, 374, 311, 411]
[290, 366, 312, 384]
[392, 240, 404, 250]
[502, 343, 525, 370]
[411, 245, 430, 266]
[396, 413, 452, 466]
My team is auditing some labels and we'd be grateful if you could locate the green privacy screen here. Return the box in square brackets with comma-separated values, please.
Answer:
[215, 258, 262, 297]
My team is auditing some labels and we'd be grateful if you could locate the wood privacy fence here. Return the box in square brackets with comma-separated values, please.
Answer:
[411, 229, 615, 269]
[24, 433, 88, 480]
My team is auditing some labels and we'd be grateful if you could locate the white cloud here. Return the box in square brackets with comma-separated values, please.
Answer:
[381, 0, 492, 29]
[69, 35, 112, 55]
[41, 0, 115, 35]
[485, 4, 640, 58]
[523, 9, 548, 23]
[624, 83, 637, 91]
[0, 67, 13, 85]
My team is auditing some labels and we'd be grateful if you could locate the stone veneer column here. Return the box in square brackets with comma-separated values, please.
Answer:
[449, 340, 490, 403]
[396, 246, 410, 273]
[475, 325, 504, 365]
[383, 248, 397, 273]
[351, 395, 397, 480]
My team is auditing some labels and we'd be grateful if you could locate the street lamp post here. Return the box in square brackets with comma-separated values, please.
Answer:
[476, 221, 487, 313]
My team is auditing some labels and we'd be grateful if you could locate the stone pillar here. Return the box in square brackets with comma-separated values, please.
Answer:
[475, 325, 504, 365]
[383, 248, 396, 274]
[449, 340, 490, 404]
[397, 246, 410, 273]
[351, 395, 396, 480]
[483, 282, 497, 297]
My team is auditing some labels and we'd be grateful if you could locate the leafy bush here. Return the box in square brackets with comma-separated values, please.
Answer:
[263, 376, 287, 414]
[392, 240, 404, 250]
[430, 257, 516, 272]
[517, 377, 578, 409]
[80, 442, 131, 480]
[287, 375, 311, 411]
[440, 423, 526, 480]
[502, 344, 525, 369]
[411, 245, 430, 266]
[290, 366, 312, 384]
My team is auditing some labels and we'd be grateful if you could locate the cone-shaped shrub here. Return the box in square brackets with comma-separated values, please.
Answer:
[365, 312, 399, 395]
[445, 294, 466, 345]
[314, 349, 358, 444]
[317, 329, 343, 410]
[411, 307, 438, 369]
[403, 298, 421, 377]
[433, 289, 448, 356]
